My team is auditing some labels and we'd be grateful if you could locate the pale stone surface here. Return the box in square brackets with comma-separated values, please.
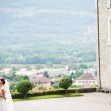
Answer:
[97, 0, 111, 89]
[14, 93, 111, 111]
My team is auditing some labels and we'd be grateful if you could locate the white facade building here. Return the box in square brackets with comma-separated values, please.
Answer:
[74, 73, 97, 87]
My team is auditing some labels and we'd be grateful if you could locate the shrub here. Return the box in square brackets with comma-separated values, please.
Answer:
[12, 88, 96, 99]
[16, 80, 32, 98]
[59, 77, 73, 95]
[52, 83, 59, 89]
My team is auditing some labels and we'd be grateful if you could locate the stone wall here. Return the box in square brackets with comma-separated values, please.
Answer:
[97, 0, 111, 89]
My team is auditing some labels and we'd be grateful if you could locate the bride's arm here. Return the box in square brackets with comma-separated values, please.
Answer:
[0, 89, 6, 100]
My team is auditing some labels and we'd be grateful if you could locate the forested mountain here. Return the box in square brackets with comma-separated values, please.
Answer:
[0, 0, 96, 64]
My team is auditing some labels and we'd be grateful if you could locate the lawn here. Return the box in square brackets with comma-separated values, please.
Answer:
[82, 61, 96, 66]
[13, 93, 83, 102]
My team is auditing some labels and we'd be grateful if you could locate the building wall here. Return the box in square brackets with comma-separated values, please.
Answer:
[74, 80, 97, 86]
[97, 0, 111, 89]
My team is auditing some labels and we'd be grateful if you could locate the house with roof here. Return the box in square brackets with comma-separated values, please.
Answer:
[15, 68, 34, 76]
[74, 73, 97, 87]
[30, 74, 51, 90]
[35, 68, 69, 77]
[38, 76, 51, 86]
[29, 74, 39, 84]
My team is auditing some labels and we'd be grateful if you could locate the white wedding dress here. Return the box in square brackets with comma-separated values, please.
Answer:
[0, 86, 7, 111]
[0, 79, 14, 111]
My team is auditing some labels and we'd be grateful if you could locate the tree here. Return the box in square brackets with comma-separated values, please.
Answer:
[59, 77, 73, 95]
[80, 64, 88, 69]
[3, 73, 29, 82]
[10, 83, 17, 92]
[74, 69, 83, 79]
[43, 71, 49, 78]
[22, 75, 29, 80]
[68, 64, 79, 70]
[70, 72, 75, 79]
[16, 80, 32, 98]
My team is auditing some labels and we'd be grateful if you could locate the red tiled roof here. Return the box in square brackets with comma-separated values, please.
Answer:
[76, 73, 96, 80]
[39, 76, 51, 83]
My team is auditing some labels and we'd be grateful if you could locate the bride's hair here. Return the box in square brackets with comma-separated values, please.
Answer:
[0, 78, 5, 84]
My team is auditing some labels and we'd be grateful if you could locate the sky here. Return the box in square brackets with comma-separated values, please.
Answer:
[0, 0, 96, 39]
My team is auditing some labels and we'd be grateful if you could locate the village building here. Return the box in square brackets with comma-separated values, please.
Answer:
[29, 74, 51, 90]
[15, 68, 34, 76]
[74, 73, 97, 87]
[0, 68, 11, 75]
[84, 66, 96, 75]
[36, 68, 69, 77]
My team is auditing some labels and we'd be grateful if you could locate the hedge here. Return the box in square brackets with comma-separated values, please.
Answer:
[12, 88, 96, 99]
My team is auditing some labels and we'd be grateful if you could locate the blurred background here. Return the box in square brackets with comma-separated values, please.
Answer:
[0, 0, 97, 91]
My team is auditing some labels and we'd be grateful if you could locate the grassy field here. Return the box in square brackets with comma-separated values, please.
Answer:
[2, 61, 96, 70]
[83, 61, 96, 66]
[13, 93, 83, 102]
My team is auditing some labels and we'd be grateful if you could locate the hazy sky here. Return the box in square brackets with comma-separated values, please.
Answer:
[0, 0, 96, 38]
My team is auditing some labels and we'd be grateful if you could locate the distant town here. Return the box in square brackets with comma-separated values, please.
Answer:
[0, 64, 97, 91]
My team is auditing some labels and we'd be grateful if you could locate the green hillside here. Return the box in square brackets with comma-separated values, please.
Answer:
[0, 0, 96, 65]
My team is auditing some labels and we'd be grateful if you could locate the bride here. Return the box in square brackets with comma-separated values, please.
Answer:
[0, 78, 14, 111]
